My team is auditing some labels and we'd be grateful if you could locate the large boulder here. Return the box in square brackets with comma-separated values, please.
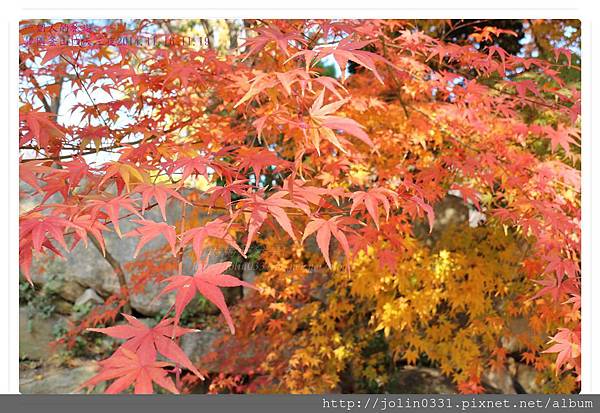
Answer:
[482, 365, 518, 394]
[27, 201, 197, 316]
[56, 280, 86, 303]
[19, 307, 63, 361]
[481, 358, 547, 394]
[20, 361, 99, 394]
[180, 328, 225, 371]
[412, 194, 470, 246]
[516, 363, 545, 394]
[74, 288, 104, 308]
[387, 367, 457, 393]
[24, 184, 248, 317]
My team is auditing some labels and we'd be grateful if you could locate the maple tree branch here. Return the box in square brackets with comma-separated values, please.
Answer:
[177, 202, 187, 274]
[89, 235, 132, 314]
[409, 104, 529, 183]
[20, 117, 194, 162]
[441, 19, 491, 41]
[382, 41, 576, 112]
[19, 58, 53, 113]
[60, 54, 114, 132]
[26, 54, 190, 162]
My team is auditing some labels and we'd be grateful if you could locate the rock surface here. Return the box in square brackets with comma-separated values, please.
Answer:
[74, 288, 104, 308]
[26, 195, 239, 317]
[29, 204, 183, 316]
[19, 307, 62, 361]
[20, 362, 99, 394]
[57, 281, 86, 303]
[482, 366, 517, 394]
[412, 194, 470, 246]
[387, 367, 457, 394]
[180, 328, 225, 371]
[516, 363, 544, 394]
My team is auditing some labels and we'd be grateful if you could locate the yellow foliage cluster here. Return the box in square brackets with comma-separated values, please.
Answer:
[345, 225, 530, 385]
[217, 222, 577, 394]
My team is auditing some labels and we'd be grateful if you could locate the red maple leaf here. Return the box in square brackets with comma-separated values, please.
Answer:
[98, 161, 147, 193]
[125, 219, 178, 258]
[306, 89, 374, 154]
[19, 109, 66, 148]
[239, 191, 298, 255]
[236, 147, 290, 183]
[241, 24, 306, 58]
[39, 173, 71, 203]
[19, 160, 52, 192]
[60, 156, 90, 189]
[158, 261, 257, 334]
[205, 180, 249, 211]
[19, 236, 63, 284]
[20, 212, 74, 253]
[165, 156, 212, 181]
[132, 183, 189, 221]
[542, 328, 581, 373]
[349, 187, 398, 229]
[180, 216, 244, 260]
[82, 348, 179, 394]
[545, 125, 578, 155]
[301, 215, 354, 269]
[282, 178, 330, 215]
[88, 314, 202, 378]
[408, 195, 435, 233]
[290, 36, 386, 83]
[70, 214, 110, 254]
[87, 195, 141, 237]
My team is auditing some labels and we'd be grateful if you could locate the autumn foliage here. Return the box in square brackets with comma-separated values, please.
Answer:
[19, 19, 581, 394]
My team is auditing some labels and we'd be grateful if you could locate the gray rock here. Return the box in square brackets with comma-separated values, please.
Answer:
[387, 367, 457, 394]
[241, 267, 257, 298]
[501, 317, 546, 354]
[516, 363, 545, 394]
[482, 366, 517, 394]
[30, 211, 178, 316]
[19, 307, 63, 361]
[129, 281, 176, 317]
[24, 186, 242, 317]
[20, 362, 99, 394]
[57, 281, 86, 303]
[412, 194, 470, 246]
[52, 298, 74, 315]
[180, 329, 225, 370]
[74, 288, 104, 308]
